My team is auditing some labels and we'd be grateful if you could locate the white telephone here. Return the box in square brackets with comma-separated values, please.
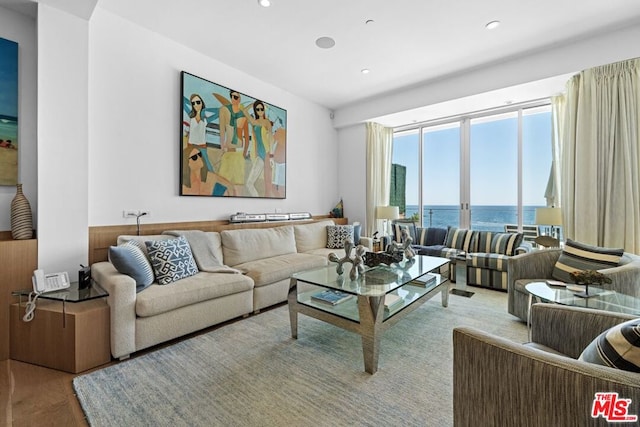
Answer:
[32, 269, 70, 294]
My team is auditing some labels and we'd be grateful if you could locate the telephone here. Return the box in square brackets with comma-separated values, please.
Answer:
[32, 269, 70, 294]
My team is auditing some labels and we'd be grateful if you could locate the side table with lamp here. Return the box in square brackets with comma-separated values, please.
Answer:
[376, 205, 400, 251]
[534, 207, 563, 248]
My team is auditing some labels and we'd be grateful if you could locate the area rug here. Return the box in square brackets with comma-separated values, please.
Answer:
[73, 288, 527, 427]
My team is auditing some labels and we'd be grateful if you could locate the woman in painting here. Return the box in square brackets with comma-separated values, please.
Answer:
[216, 89, 248, 189]
[186, 94, 214, 173]
[242, 100, 272, 197]
[182, 145, 234, 196]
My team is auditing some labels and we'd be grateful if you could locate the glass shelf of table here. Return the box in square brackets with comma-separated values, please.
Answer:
[296, 273, 445, 322]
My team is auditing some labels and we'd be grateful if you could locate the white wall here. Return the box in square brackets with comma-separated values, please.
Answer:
[337, 124, 367, 228]
[88, 8, 338, 226]
[37, 4, 89, 278]
[0, 6, 37, 232]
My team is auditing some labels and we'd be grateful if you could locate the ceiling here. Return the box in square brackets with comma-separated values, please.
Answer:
[4, 0, 640, 124]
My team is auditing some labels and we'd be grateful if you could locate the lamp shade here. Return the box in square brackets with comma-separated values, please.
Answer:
[535, 207, 563, 226]
[376, 205, 400, 220]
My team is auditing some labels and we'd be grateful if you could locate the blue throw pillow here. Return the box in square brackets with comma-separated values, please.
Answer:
[145, 236, 199, 285]
[353, 222, 362, 245]
[108, 241, 155, 292]
[552, 239, 623, 282]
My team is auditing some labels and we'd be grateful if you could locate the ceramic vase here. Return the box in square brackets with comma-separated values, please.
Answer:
[11, 183, 33, 240]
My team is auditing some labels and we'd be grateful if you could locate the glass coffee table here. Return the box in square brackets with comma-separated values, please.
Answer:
[525, 281, 640, 337]
[288, 255, 450, 374]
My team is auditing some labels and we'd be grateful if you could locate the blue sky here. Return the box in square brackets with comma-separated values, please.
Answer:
[0, 37, 18, 118]
[393, 111, 552, 206]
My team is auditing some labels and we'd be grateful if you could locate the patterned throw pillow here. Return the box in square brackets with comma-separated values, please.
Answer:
[552, 239, 623, 282]
[579, 318, 640, 372]
[326, 225, 354, 249]
[108, 241, 155, 292]
[145, 236, 199, 285]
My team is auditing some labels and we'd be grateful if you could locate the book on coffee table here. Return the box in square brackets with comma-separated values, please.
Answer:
[410, 273, 438, 287]
[384, 293, 404, 311]
[311, 290, 354, 306]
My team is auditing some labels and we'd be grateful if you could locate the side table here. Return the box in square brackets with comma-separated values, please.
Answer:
[10, 281, 111, 373]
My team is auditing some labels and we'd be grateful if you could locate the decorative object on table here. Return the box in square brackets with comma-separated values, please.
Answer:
[328, 238, 366, 280]
[329, 199, 343, 218]
[10, 183, 33, 240]
[0, 37, 18, 186]
[180, 71, 287, 199]
[363, 250, 403, 267]
[78, 264, 92, 290]
[569, 269, 612, 298]
[535, 207, 563, 239]
[386, 228, 416, 260]
[376, 205, 399, 236]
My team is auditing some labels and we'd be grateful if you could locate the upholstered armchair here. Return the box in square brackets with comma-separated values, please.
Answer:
[507, 248, 640, 321]
[453, 304, 640, 427]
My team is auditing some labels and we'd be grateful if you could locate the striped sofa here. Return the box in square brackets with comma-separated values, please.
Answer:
[385, 221, 530, 291]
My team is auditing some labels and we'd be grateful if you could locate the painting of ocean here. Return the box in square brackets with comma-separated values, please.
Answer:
[406, 205, 544, 232]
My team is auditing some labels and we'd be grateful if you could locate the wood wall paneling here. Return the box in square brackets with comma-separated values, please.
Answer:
[0, 238, 38, 360]
[88, 216, 347, 265]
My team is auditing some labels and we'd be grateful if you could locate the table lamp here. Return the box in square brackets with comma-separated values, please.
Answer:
[376, 205, 400, 237]
[535, 207, 562, 239]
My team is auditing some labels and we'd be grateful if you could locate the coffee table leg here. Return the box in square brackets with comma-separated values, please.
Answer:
[357, 295, 384, 374]
[288, 279, 298, 339]
[441, 282, 450, 307]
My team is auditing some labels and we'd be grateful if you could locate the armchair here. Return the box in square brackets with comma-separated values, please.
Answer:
[507, 248, 640, 321]
[453, 304, 640, 427]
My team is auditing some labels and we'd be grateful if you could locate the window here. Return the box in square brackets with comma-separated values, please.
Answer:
[391, 101, 552, 231]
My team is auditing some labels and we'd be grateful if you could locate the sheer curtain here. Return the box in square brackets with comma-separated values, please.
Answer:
[365, 122, 394, 236]
[546, 94, 565, 208]
[561, 58, 640, 252]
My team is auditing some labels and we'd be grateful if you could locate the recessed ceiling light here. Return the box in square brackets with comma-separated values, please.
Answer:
[315, 36, 336, 49]
[485, 20, 500, 30]
[361, 69, 370, 74]
[258, 0, 271, 7]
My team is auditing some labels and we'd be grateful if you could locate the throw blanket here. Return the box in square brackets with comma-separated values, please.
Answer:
[163, 230, 241, 274]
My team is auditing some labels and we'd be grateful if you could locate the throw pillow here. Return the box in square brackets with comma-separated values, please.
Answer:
[108, 241, 155, 292]
[445, 227, 473, 252]
[578, 318, 640, 373]
[489, 232, 523, 256]
[352, 222, 362, 245]
[145, 236, 199, 285]
[326, 225, 354, 249]
[552, 239, 623, 283]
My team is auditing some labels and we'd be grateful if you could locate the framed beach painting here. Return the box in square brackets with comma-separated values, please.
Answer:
[0, 37, 19, 186]
[180, 71, 287, 198]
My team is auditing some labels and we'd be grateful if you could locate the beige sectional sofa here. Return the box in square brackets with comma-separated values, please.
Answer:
[91, 220, 371, 359]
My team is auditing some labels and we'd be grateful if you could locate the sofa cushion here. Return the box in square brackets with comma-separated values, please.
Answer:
[145, 236, 199, 285]
[445, 227, 474, 252]
[468, 252, 510, 272]
[490, 232, 523, 256]
[235, 253, 327, 287]
[221, 226, 297, 266]
[326, 225, 354, 249]
[294, 220, 334, 253]
[579, 317, 640, 373]
[415, 227, 447, 246]
[552, 239, 623, 282]
[391, 220, 417, 243]
[108, 241, 155, 292]
[135, 272, 254, 317]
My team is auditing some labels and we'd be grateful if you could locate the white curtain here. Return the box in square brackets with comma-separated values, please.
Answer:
[546, 95, 565, 208]
[561, 58, 640, 252]
[365, 122, 394, 236]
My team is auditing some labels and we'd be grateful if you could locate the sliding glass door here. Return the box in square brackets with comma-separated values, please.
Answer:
[391, 101, 552, 231]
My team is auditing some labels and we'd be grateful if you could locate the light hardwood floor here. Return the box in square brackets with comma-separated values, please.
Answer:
[1, 359, 90, 426]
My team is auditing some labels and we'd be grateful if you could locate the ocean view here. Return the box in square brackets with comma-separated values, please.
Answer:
[405, 205, 543, 232]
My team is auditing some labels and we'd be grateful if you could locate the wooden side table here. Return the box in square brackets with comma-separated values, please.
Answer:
[10, 283, 111, 373]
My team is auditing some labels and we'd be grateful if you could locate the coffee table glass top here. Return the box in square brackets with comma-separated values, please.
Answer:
[291, 255, 449, 297]
[526, 281, 640, 316]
